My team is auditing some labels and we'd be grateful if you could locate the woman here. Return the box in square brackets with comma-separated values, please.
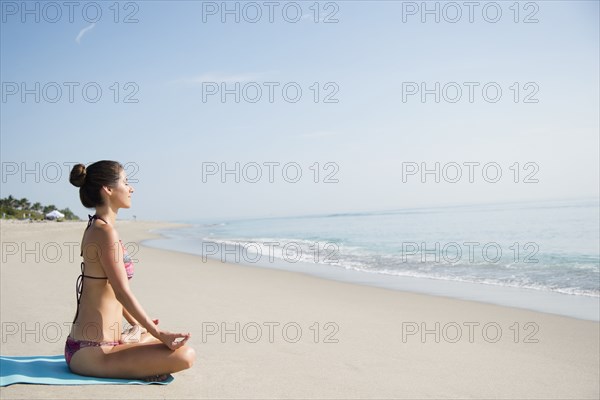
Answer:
[65, 160, 195, 381]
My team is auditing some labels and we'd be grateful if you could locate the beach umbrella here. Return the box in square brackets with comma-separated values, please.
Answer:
[45, 210, 65, 220]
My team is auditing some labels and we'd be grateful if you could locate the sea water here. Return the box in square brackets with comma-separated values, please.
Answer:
[144, 198, 600, 321]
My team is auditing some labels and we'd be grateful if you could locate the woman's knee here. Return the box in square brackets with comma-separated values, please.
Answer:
[176, 345, 196, 369]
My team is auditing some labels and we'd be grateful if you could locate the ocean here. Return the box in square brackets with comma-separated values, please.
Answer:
[144, 198, 600, 321]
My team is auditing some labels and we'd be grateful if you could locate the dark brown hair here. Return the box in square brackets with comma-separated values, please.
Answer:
[69, 161, 124, 208]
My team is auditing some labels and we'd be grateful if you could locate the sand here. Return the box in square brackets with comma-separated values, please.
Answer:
[1, 219, 598, 399]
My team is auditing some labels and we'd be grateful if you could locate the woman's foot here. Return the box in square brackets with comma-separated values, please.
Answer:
[143, 374, 170, 382]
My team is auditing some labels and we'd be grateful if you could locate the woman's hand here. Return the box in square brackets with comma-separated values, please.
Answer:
[158, 330, 191, 351]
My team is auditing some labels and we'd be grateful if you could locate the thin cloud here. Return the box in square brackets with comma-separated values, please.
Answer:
[75, 23, 95, 44]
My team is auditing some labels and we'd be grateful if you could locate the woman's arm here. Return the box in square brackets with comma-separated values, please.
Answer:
[116, 291, 160, 336]
[123, 304, 159, 334]
[115, 282, 189, 350]
[96, 230, 161, 338]
[96, 228, 189, 350]
[123, 307, 138, 326]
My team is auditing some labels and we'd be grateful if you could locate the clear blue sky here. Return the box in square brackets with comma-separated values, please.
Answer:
[1, 0, 598, 222]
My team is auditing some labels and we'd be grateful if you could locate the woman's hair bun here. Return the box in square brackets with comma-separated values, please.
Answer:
[69, 163, 87, 187]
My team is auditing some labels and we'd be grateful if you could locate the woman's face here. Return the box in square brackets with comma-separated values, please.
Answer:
[112, 169, 135, 209]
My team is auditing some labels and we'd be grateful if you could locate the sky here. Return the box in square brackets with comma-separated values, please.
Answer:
[1, 0, 599, 223]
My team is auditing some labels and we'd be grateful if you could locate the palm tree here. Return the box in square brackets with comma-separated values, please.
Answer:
[6, 195, 17, 208]
[18, 198, 31, 210]
[43, 205, 57, 214]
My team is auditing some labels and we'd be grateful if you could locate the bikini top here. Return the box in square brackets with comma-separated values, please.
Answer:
[72, 214, 135, 324]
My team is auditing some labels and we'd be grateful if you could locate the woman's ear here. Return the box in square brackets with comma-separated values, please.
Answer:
[101, 185, 113, 197]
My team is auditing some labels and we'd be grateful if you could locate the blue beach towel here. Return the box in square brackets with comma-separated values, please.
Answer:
[0, 355, 174, 386]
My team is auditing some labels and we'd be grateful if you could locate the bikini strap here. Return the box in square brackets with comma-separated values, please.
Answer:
[88, 214, 109, 226]
[80, 214, 109, 257]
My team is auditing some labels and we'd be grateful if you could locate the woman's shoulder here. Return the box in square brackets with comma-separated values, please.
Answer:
[86, 222, 121, 248]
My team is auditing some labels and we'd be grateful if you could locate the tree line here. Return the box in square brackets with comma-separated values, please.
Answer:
[0, 195, 79, 221]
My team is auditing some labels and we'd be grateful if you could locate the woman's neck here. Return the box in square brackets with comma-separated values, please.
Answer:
[94, 207, 118, 226]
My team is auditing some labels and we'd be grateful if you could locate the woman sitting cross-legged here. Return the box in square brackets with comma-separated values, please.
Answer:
[65, 160, 195, 382]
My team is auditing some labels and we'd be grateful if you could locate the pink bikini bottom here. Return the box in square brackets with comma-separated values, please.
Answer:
[64, 335, 123, 366]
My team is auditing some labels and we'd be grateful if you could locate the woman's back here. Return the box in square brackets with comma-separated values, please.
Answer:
[70, 215, 125, 342]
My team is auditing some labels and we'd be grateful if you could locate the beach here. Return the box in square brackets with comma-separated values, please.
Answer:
[1, 219, 598, 399]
